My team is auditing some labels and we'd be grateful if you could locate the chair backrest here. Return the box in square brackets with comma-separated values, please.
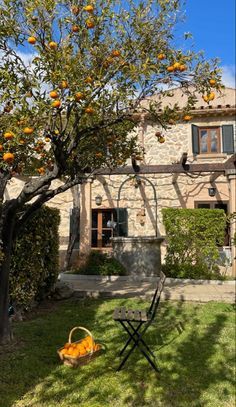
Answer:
[148, 271, 166, 321]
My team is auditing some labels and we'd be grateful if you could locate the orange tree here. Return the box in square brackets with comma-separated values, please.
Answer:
[0, 0, 221, 343]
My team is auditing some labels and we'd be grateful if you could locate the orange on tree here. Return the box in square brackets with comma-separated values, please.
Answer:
[158, 136, 165, 143]
[28, 36, 36, 44]
[0, 145, 3, 151]
[208, 92, 215, 101]
[72, 25, 80, 33]
[112, 50, 121, 58]
[85, 106, 95, 114]
[51, 100, 61, 108]
[83, 5, 94, 13]
[59, 80, 69, 89]
[23, 127, 34, 134]
[75, 92, 85, 101]
[183, 115, 192, 121]
[49, 90, 59, 99]
[173, 62, 181, 70]
[167, 66, 174, 72]
[71, 5, 80, 15]
[48, 41, 57, 49]
[179, 64, 187, 72]
[45, 137, 51, 142]
[4, 131, 14, 140]
[3, 152, 14, 162]
[85, 76, 93, 84]
[157, 53, 165, 60]
[209, 79, 216, 86]
[86, 19, 95, 29]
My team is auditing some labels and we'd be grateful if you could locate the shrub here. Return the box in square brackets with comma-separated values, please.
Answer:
[10, 206, 60, 308]
[162, 208, 226, 280]
[76, 251, 127, 276]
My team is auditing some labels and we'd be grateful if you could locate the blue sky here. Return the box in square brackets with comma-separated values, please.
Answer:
[181, 0, 235, 87]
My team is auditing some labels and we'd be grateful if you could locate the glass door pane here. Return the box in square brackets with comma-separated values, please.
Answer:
[200, 130, 208, 153]
[210, 129, 218, 152]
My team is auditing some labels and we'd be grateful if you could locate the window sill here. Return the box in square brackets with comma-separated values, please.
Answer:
[196, 153, 227, 160]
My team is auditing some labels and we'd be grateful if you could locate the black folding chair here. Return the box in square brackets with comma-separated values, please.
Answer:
[113, 271, 166, 372]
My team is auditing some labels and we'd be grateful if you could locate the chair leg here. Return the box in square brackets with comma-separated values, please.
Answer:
[117, 321, 160, 373]
[119, 321, 156, 360]
[119, 321, 143, 356]
[127, 321, 156, 359]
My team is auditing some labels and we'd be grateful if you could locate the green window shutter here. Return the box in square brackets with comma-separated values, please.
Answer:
[192, 124, 199, 154]
[222, 125, 234, 154]
[115, 208, 128, 237]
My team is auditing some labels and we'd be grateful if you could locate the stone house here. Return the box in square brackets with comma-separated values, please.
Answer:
[6, 87, 236, 276]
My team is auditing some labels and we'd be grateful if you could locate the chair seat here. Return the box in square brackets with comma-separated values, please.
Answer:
[113, 307, 149, 322]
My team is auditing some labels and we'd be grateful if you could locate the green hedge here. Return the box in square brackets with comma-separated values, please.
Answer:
[162, 208, 226, 279]
[10, 206, 60, 308]
[75, 251, 127, 276]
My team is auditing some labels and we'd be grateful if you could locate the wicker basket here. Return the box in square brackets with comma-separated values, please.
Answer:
[58, 326, 102, 368]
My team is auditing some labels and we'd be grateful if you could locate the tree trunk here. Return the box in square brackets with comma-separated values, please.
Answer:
[0, 209, 16, 345]
[64, 185, 80, 270]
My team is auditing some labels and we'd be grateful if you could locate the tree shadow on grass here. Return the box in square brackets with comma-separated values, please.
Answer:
[0, 299, 235, 407]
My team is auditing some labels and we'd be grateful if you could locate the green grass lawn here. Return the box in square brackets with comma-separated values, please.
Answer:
[0, 298, 235, 407]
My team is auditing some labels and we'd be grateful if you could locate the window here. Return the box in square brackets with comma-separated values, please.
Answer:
[199, 127, 220, 153]
[192, 124, 234, 155]
[91, 208, 128, 248]
[195, 201, 229, 245]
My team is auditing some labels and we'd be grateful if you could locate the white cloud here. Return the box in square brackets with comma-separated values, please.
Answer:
[221, 65, 236, 88]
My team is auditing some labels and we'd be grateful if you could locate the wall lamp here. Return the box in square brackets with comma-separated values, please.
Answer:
[208, 187, 216, 197]
[95, 195, 102, 206]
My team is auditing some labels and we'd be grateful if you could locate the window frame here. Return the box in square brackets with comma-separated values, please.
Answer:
[198, 126, 221, 154]
[92, 208, 129, 249]
[91, 208, 116, 249]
